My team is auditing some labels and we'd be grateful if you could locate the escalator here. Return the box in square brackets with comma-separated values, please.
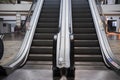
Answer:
[1, 0, 120, 79]
[23, 0, 60, 68]
[72, 0, 107, 69]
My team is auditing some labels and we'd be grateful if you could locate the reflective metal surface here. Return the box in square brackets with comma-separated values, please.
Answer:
[0, 32, 24, 65]
[107, 33, 120, 62]
[89, 0, 120, 69]
[1, 69, 120, 80]
[56, 0, 71, 68]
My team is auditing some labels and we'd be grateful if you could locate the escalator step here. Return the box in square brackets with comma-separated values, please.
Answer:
[74, 34, 97, 40]
[73, 28, 96, 34]
[36, 28, 58, 33]
[73, 13, 92, 18]
[34, 33, 54, 39]
[30, 46, 52, 54]
[28, 54, 52, 61]
[40, 13, 59, 18]
[44, 2, 60, 5]
[43, 5, 59, 9]
[73, 22, 94, 28]
[74, 47, 101, 54]
[73, 18, 93, 22]
[74, 40, 99, 47]
[73, 5, 89, 8]
[42, 9, 59, 13]
[32, 40, 53, 46]
[72, 8, 90, 12]
[37, 23, 58, 28]
[38, 18, 58, 22]
[75, 55, 103, 62]
[72, 3, 88, 5]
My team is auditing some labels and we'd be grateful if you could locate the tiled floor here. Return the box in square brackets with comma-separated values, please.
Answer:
[0, 32, 25, 65]
[2, 69, 120, 80]
[107, 33, 120, 61]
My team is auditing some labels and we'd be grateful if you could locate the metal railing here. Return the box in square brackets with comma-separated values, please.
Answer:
[96, 0, 108, 33]
[2, 0, 44, 72]
[21, 2, 35, 31]
[88, 0, 120, 70]
[56, 0, 72, 68]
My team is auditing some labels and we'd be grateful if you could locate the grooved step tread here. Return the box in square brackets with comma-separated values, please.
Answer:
[36, 28, 58, 33]
[74, 47, 101, 54]
[40, 13, 59, 18]
[42, 9, 59, 13]
[28, 54, 52, 61]
[75, 55, 103, 62]
[30, 47, 52, 54]
[74, 40, 99, 47]
[43, 6, 59, 9]
[73, 18, 93, 22]
[73, 28, 96, 34]
[73, 23, 94, 28]
[72, 9, 90, 12]
[37, 23, 58, 28]
[73, 13, 92, 18]
[32, 40, 53, 46]
[34, 33, 55, 39]
[39, 18, 58, 22]
[74, 34, 97, 40]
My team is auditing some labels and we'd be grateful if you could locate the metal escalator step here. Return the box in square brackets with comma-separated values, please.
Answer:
[73, 13, 92, 18]
[32, 40, 53, 46]
[74, 40, 99, 47]
[36, 28, 58, 33]
[40, 13, 59, 18]
[75, 62, 105, 66]
[73, 28, 96, 34]
[72, 5, 89, 8]
[75, 62, 107, 70]
[73, 23, 94, 28]
[28, 54, 52, 61]
[26, 61, 52, 65]
[38, 18, 58, 22]
[44, 2, 60, 5]
[42, 9, 59, 13]
[30, 46, 52, 54]
[43, 5, 59, 9]
[72, 2, 88, 5]
[23, 61, 52, 69]
[74, 34, 97, 40]
[72, 9, 90, 13]
[44, 0, 60, 6]
[34, 33, 54, 39]
[45, 0, 60, 3]
[74, 47, 101, 54]
[37, 23, 58, 28]
[75, 55, 103, 62]
[73, 18, 93, 22]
